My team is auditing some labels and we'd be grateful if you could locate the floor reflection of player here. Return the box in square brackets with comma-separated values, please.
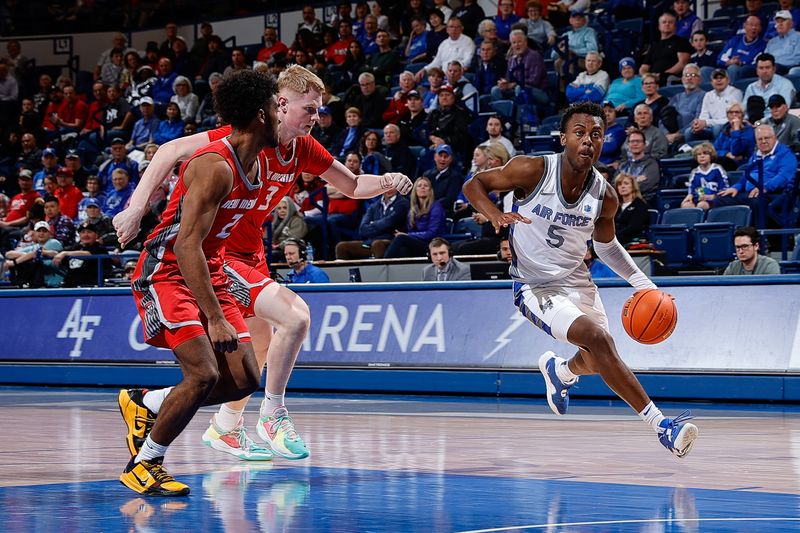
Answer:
[464, 102, 699, 458]
[118, 70, 280, 496]
[114, 65, 413, 463]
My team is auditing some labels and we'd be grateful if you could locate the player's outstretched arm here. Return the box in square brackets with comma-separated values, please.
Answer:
[174, 156, 238, 353]
[464, 155, 539, 233]
[592, 186, 656, 291]
[320, 159, 413, 198]
[114, 131, 215, 247]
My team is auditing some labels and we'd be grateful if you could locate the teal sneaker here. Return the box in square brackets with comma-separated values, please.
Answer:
[256, 405, 310, 460]
[202, 415, 273, 461]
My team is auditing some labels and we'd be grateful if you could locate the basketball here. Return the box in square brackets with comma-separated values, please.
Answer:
[621, 289, 678, 345]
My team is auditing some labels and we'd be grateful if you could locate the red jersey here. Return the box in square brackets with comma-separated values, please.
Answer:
[143, 136, 267, 284]
[206, 126, 335, 264]
[4, 190, 40, 223]
[55, 185, 84, 220]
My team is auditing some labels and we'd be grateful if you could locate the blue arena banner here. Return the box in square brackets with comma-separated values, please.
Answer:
[0, 279, 798, 372]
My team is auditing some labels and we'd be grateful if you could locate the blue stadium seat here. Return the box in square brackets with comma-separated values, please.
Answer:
[479, 94, 493, 112]
[539, 114, 561, 133]
[656, 189, 688, 212]
[693, 206, 752, 268]
[648, 209, 660, 226]
[453, 218, 483, 237]
[733, 77, 758, 94]
[489, 99, 516, 121]
[659, 85, 685, 99]
[405, 62, 425, 74]
[650, 208, 704, 268]
[660, 158, 696, 187]
[523, 134, 559, 153]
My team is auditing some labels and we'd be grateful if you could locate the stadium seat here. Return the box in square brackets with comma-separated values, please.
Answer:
[656, 189, 688, 212]
[489, 99, 516, 121]
[453, 217, 483, 237]
[479, 94, 493, 113]
[523, 134, 559, 153]
[649, 208, 704, 268]
[648, 209, 660, 226]
[660, 158, 695, 186]
[693, 206, 752, 268]
[733, 77, 758, 94]
[538, 114, 561, 133]
[659, 85, 685, 99]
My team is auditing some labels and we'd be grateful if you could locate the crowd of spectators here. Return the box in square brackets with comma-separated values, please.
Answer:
[1, 0, 799, 286]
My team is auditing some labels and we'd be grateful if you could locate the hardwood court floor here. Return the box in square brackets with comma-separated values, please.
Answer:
[1, 388, 799, 532]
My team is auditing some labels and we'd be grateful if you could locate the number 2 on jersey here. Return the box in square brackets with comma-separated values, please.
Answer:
[216, 214, 244, 239]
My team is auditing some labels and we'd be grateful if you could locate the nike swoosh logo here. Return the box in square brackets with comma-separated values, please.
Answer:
[132, 470, 149, 488]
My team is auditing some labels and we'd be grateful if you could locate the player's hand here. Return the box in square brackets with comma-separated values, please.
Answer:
[381, 173, 413, 195]
[113, 207, 145, 248]
[490, 212, 531, 233]
[208, 317, 239, 353]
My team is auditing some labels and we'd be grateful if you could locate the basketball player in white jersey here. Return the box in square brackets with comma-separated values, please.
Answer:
[464, 102, 698, 458]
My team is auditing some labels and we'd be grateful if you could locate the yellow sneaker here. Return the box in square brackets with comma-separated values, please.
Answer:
[118, 389, 157, 457]
[119, 457, 190, 497]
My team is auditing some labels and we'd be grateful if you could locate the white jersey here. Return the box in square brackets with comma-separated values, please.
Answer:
[509, 153, 607, 287]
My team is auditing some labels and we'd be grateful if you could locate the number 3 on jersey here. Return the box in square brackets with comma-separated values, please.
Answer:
[216, 214, 244, 239]
[259, 185, 281, 211]
[546, 224, 565, 248]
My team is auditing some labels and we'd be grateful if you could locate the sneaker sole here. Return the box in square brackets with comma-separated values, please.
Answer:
[202, 434, 273, 462]
[672, 423, 699, 459]
[119, 475, 190, 497]
[256, 423, 310, 460]
[538, 352, 564, 416]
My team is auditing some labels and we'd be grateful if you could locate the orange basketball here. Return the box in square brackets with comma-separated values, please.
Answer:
[621, 289, 678, 345]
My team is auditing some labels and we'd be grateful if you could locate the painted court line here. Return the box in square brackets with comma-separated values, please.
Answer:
[457, 517, 800, 532]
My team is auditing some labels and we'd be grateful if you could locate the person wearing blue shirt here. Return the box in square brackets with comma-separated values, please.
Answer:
[717, 16, 766, 82]
[127, 97, 160, 151]
[97, 138, 140, 193]
[605, 57, 645, 113]
[600, 102, 627, 165]
[494, 0, 521, 42]
[680, 143, 729, 210]
[716, 124, 797, 221]
[102, 168, 135, 218]
[764, 11, 800, 70]
[673, 0, 703, 40]
[152, 102, 184, 145]
[743, 53, 796, 119]
[764, 2, 800, 38]
[283, 239, 330, 283]
[150, 57, 178, 107]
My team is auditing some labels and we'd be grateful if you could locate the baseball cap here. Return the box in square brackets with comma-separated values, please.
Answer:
[618, 57, 635, 70]
[569, 10, 587, 16]
[65, 149, 80, 159]
[775, 9, 793, 20]
[56, 166, 73, 177]
[110, 137, 125, 146]
[18, 169, 32, 179]
[79, 222, 98, 233]
[34, 221, 50, 231]
[438, 84, 455, 94]
[435, 144, 453, 156]
[85, 197, 101, 208]
[602, 100, 615, 107]
[768, 94, 787, 107]
[139, 96, 154, 106]
[42, 148, 57, 157]
[712, 67, 729, 78]
[317, 105, 331, 115]
[407, 89, 421, 99]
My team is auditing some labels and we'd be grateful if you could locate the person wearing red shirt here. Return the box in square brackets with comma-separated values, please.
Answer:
[0, 169, 40, 252]
[256, 27, 289, 63]
[324, 20, 355, 65]
[54, 167, 84, 220]
[54, 86, 89, 134]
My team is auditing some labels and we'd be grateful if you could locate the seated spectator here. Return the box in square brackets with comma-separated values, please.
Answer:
[427, 85, 472, 161]
[717, 16, 765, 82]
[614, 173, 650, 245]
[335, 190, 410, 259]
[54, 221, 112, 287]
[53, 85, 89, 137]
[359, 131, 391, 175]
[384, 176, 446, 258]
[138, 143, 159, 173]
[446, 60, 479, 114]
[404, 17, 429, 64]
[94, 33, 136, 82]
[453, 0, 486, 39]
[325, 20, 356, 66]
[415, 17, 475, 84]
[81, 199, 117, 247]
[398, 90, 428, 147]
[618, 129, 661, 204]
[423, 67, 445, 113]
[524, 1, 556, 51]
[292, 172, 326, 217]
[43, 194, 75, 246]
[127, 97, 160, 151]
[431, 0, 452, 23]
[423, 144, 463, 216]
[196, 73, 223, 129]
[548, 0, 590, 29]
[151, 58, 178, 107]
[673, 0, 703, 40]
[98, 138, 139, 192]
[196, 36, 230, 82]
[171, 37, 197, 79]
[566, 51, 609, 104]
[257, 27, 289, 63]
[382, 71, 417, 125]
[738, 0, 771, 35]
[100, 48, 125, 89]
[624, 104, 669, 160]
[552, 11, 598, 77]
[723, 226, 780, 275]
[223, 47, 251, 78]
[382, 124, 415, 178]
[494, 0, 521, 43]
[103, 168, 135, 218]
[170, 77, 198, 123]
[479, 116, 516, 157]
[190, 23, 213, 67]
[344, 72, 387, 129]
[311, 105, 340, 151]
[422, 237, 471, 281]
[282, 238, 329, 283]
[424, 9, 449, 68]
[633, 73, 679, 134]
[764, 11, 800, 71]
[605, 57, 645, 113]
[716, 124, 797, 219]
[691, 68, 744, 142]
[152, 102, 185, 145]
[101, 85, 134, 144]
[0, 170, 39, 253]
[271, 197, 307, 259]
[367, 30, 399, 87]
[744, 53, 796, 122]
[335, 40, 369, 93]
[33, 148, 59, 195]
[666, 63, 706, 145]
[3, 221, 63, 287]
[760, 94, 800, 151]
[54, 167, 83, 220]
[601, 102, 627, 166]
[681, 143, 729, 210]
[472, 41, 506, 97]
[689, 30, 716, 70]
[639, 11, 692, 86]
[77, 179, 106, 223]
[41, 176, 57, 199]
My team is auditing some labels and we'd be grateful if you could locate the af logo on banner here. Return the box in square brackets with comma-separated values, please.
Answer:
[57, 299, 102, 358]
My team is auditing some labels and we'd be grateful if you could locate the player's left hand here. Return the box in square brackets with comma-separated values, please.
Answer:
[381, 173, 413, 195]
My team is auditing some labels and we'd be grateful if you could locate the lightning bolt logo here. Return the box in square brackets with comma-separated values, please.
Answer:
[483, 311, 528, 361]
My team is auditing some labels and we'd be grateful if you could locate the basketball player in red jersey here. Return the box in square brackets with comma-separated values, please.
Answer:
[118, 70, 280, 496]
[115, 66, 413, 463]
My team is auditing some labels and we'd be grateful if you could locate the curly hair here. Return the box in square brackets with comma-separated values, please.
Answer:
[559, 101, 607, 133]
[214, 70, 278, 130]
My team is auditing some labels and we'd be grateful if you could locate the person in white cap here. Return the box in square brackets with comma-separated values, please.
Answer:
[127, 96, 160, 152]
[765, 10, 800, 70]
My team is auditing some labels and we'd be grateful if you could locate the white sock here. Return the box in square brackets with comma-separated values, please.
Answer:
[555, 360, 579, 384]
[136, 435, 168, 463]
[142, 387, 173, 414]
[638, 401, 666, 432]
[215, 404, 243, 432]
[261, 390, 285, 416]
